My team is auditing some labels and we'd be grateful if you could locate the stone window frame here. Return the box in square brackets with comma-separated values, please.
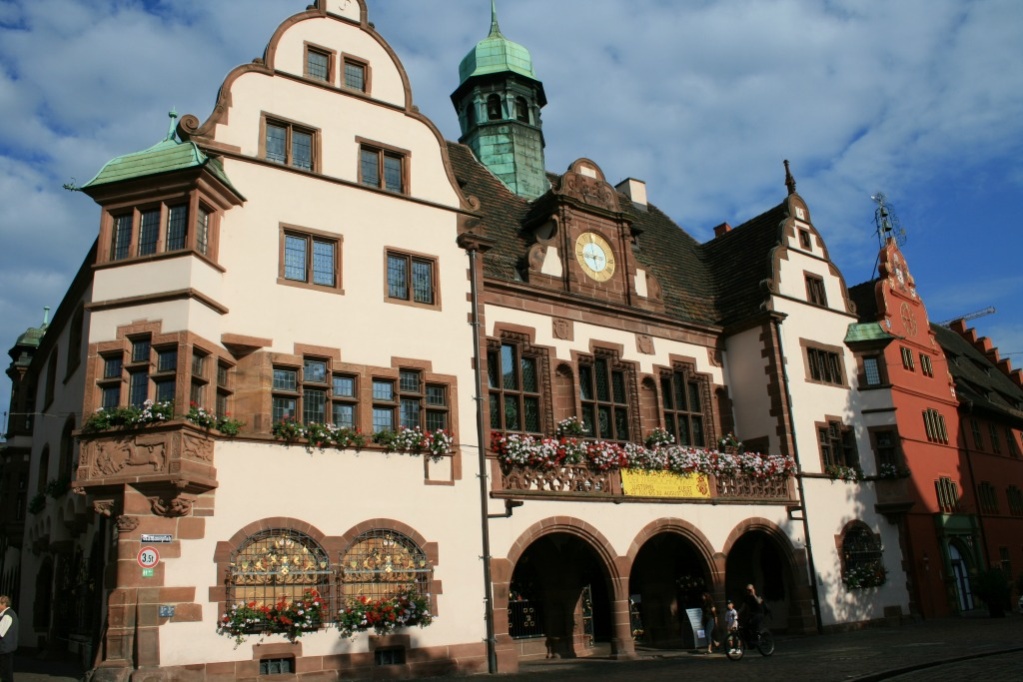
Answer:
[801, 339, 847, 387]
[357, 137, 410, 194]
[804, 272, 828, 308]
[383, 248, 440, 310]
[574, 345, 641, 443]
[303, 41, 336, 85]
[486, 331, 554, 436]
[935, 476, 960, 512]
[859, 353, 887, 388]
[900, 346, 915, 371]
[657, 359, 714, 448]
[835, 520, 885, 588]
[920, 353, 934, 377]
[210, 518, 442, 627]
[259, 112, 321, 173]
[868, 426, 902, 470]
[85, 322, 233, 417]
[277, 224, 345, 294]
[98, 193, 221, 266]
[923, 408, 949, 444]
[977, 481, 1000, 514]
[816, 416, 858, 470]
[341, 53, 372, 94]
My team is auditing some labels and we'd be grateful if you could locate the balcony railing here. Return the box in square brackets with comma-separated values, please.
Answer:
[497, 463, 794, 502]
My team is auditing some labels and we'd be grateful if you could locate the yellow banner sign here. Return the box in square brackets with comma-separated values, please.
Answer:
[621, 470, 711, 499]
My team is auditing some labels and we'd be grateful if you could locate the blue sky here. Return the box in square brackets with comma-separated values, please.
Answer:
[2, 0, 1022, 429]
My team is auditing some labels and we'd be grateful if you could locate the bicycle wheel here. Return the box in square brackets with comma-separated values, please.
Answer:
[756, 629, 775, 656]
[724, 632, 744, 661]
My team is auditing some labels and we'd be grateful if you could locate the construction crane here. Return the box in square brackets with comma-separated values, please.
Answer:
[936, 306, 996, 327]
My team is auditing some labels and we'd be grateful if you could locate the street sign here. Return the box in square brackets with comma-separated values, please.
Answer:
[141, 534, 173, 543]
[142, 568, 154, 578]
[137, 546, 160, 569]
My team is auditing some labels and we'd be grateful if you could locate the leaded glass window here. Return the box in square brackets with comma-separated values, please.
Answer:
[229, 529, 331, 610]
[339, 530, 430, 603]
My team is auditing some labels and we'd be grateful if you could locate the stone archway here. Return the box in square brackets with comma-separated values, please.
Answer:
[723, 519, 813, 634]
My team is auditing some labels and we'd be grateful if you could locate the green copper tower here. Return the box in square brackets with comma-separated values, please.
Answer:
[451, 1, 548, 199]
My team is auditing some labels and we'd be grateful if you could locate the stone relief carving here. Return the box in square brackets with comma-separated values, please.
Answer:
[552, 318, 573, 341]
[89, 435, 166, 478]
[181, 433, 214, 462]
[115, 515, 140, 533]
[636, 335, 655, 355]
[93, 499, 116, 517]
[558, 171, 621, 213]
[151, 493, 195, 518]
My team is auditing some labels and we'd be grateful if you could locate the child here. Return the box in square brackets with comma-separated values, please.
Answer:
[725, 599, 739, 632]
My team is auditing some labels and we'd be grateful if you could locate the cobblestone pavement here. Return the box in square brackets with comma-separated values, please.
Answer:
[12, 614, 1023, 680]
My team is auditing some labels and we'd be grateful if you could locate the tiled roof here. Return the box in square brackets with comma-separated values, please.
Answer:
[932, 323, 1023, 423]
[83, 137, 242, 197]
[447, 141, 794, 328]
[702, 204, 788, 327]
[848, 279, 881, 321]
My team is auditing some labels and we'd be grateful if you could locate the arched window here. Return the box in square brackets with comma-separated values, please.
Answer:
[339, 530, 431, 604]
[486, 94, 502, 121]
[466, 102, 476, 128]
[228, 528, 331, 608]
[841, 523, 885, 589]
[515, 96, 529, 123]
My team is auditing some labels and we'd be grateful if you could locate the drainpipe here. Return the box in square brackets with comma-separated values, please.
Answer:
[773, 315, 824, 634]
[459, 232, 498, 673]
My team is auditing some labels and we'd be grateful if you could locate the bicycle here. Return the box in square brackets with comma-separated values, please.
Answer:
[723, 622, 775, 660]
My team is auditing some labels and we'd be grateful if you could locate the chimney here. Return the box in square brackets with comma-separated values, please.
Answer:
[615, 178, 647, 210]
[713, 222, 733, 237]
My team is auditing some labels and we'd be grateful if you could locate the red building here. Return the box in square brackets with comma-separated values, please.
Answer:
[850, 239, 1023, 618]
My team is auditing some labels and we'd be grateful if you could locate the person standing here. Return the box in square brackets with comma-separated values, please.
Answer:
[0, 595, 17, 682]
[700, 592, 719, 654]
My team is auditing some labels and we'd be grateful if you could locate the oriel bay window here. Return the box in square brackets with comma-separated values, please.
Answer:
[661, 366, 708, 447]
[488, 341, 543, 434]
[579, 353, 635, 441]
[107, 200, 215, 263]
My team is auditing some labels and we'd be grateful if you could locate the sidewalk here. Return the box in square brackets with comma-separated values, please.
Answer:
[12, 614, 1023, 681]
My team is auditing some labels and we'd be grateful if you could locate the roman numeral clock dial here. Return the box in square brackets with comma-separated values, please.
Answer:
[575, 232, 616, 282]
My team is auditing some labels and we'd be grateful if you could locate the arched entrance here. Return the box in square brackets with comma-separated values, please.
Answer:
[628, 532, 712, 647]
[508, 532, 615, 658]
[725, 529, 798, 632]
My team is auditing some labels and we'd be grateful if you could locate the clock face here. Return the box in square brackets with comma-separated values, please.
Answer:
[575, 232, 615, 282]
[900, 302, 918, 337]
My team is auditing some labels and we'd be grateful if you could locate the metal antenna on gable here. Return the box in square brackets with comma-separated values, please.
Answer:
[871, 192, 907, 250]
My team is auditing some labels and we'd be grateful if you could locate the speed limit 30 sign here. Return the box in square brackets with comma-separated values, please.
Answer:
[137, 546, 160, 569]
